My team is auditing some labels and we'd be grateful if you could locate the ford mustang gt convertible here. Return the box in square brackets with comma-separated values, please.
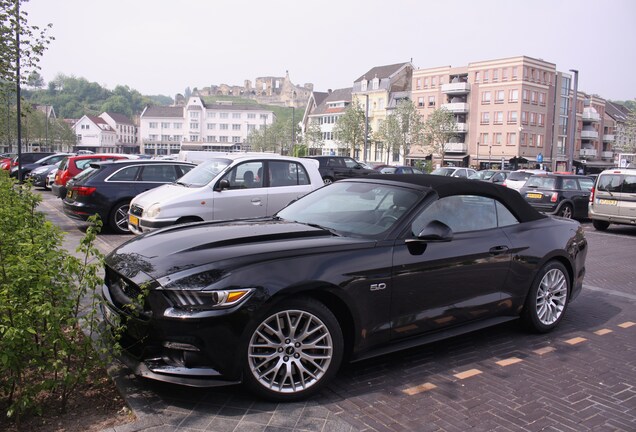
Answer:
[101, 174, 587, 401]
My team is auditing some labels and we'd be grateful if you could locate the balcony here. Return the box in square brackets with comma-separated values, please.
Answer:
[445, 142, 468, 153]
[602, 151, 614, 159]
[579, 148, 597, 158]
[442, 102, 469, 114]
[455, 123, 468, 133]
[582, 108, 601, 122]
[441, 82, 470, 94]
[603, 134, 615, 142]
[581, 130, 599, 140]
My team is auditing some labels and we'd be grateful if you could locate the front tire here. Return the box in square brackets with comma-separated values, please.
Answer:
[557, 203, 573, 219]
[243, 298, 343, 401]
[322, 176, 334, 185]
[109, 201, 131, 234]
[521, 261, 570, 333]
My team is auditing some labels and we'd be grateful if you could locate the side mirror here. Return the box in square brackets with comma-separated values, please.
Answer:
[216, 179, 230, 191]
[412, 220, 454, 242]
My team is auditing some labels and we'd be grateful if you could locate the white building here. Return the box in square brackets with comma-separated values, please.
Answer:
[139, 97, 276, 156]
[73, 115, 117, 153]
[99, 112, 138, 153]
[302, 88, 352, 156]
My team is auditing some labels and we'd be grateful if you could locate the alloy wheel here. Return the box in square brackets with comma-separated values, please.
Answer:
[535, 268, 568, 325]
[248, 309, 333, 394]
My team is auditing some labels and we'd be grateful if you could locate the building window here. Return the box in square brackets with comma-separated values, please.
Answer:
[538, 113, 545, 127]
[220, 124, 229, 130]
[161, 122, 170, 128]
[418, 97, 424, 107]
[220, 113, 229, 119]
[522, 90, 529, 103]
[416, 78, 422, 89]
[248, 113, 256, 119]
[173, 122, 182, 129]
[521, 111, 528, 125]
[509, 89, 519, 103]
[483, 70, 489, 82]
[521, 133, 527, 146]
[481, 91, 491, 104]
[481, 112, 490, 125]
[475, 71, 480, 82]
[493, 69, 499, 82]
[530, 112, 537, 126]
[189, 122, 199, 129]
[190, 111, 199, 119]
[232, 136, 241, 143]
[539, 92, 546, 106]
[361, 80, 368, 91]
[495, 90, 504, 103]
[494, 132, 502, 145]
[206, 136, 216, 143]
[480, 132, 489, 145]
[424, 77, 429, 88]
[207, 123, 216, 130]
[428, 96, 435, 107]
[232, 124, 241, 131]
[247, 124, 256, 131]
[189, 134, 198, 141]
[507, 111, 518, 124]
[529, 134, 535, 147]
[502, 68, 508, 81]
[173, 135, 182, 142]
[512, 66, 518, 79]
[260, 114, 268, 120]
[207, 112, 216, 118]
[507, 132, 517, 145]
[431, 77, 437, 87]
[149, 122, 157, 129]
[232, 113, 241, 119]
[537, 134, 544, 147]
[219, 136, 228, 142]
[372, 77, 379, 90]
[531, 91, 538, 105]
[494, 111, 503, 124]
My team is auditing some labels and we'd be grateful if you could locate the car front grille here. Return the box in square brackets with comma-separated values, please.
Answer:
[129, 204, 143, 217]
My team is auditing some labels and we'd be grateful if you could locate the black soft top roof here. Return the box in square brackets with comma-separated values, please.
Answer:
[358, 174, 546, 223]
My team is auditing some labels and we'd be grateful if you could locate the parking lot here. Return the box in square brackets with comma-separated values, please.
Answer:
[38, 190, 636, 432]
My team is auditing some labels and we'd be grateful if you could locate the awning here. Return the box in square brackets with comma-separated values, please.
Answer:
[574, 159, 615, 168]
[443, 155, 470, 162]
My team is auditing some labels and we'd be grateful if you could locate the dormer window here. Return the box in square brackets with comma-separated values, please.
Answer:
[361, 80, 368, 91]
[372, 77, 379, 90]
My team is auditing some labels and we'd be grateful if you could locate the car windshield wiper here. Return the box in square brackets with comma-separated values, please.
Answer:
[300, 222, 341, 236]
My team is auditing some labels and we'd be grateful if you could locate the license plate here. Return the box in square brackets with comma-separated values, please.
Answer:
[129, 215, 139, 226]
[598, 199, 617, 205]
[526, 193, 542, 199]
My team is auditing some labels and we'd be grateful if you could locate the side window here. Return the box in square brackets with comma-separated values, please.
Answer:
[455, 169, 468, 178]
[177, 165, 194, 177]
[577, 178, 594, 192]
[343, 158, 358, 169]
[139, 165, 178, 182]
[562, 179, 578, 190]
[597, 174, 621, 193]
[411, 195, 499, 235]
[268, 161, 304, 187]
[109, 166, 139, 181]
[623, 175, 636, 194]
[222, 161, 263, 189]
[495, 201, 519, 227]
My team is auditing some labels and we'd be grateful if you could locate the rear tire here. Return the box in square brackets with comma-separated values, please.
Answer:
[521, 261, 570, 333]
[322, 177, 334, 185]
[557, 203, 573, 219]
[592, 219, 610, 231]
[243, 298, 343, 401]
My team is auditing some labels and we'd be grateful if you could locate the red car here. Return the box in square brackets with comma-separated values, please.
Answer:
[51, 153, 136, 198]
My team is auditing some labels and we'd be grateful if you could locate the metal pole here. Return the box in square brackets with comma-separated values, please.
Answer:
[15, 1, 23, 181]
[567, 69, 578, 173]
[364, 94, 369, 162]
[476, 141, 479, 169]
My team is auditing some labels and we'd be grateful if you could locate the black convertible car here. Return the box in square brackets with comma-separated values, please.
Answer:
[101, 174, 587, 401]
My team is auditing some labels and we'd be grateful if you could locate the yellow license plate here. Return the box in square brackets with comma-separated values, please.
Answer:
[598, 199, 617, 205]
[527, 193, 542, 199]
[129, 215, 139, 225]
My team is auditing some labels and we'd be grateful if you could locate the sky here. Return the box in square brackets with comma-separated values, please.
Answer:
[25, 0, 636, 102]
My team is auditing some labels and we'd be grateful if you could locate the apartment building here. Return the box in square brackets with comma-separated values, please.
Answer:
[139, 97, 275, 156]
[352, 62, 413, 163]
[99, 112, 138, 154]
[302, 88, 352, 156]
[73, 115, 117, 153]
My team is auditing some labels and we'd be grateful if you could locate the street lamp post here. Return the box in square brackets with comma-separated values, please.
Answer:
[568, 69, 579, 173]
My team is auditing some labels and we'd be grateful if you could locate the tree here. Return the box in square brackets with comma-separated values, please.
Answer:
[624, 102, 636, 153]
[302, 118, 323, 153]
[375, 100, 425, 163]
[422, 107, 458, 167]
[333, 102, 367, 157]
[26, 70, 43, 89]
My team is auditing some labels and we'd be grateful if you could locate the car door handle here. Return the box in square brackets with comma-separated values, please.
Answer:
[489, 245, 509, 255]
[251, 198, 262, 205]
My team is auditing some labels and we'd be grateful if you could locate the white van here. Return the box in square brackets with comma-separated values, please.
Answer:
[588, 168, 636, 230]
[127, 154, 323, 234]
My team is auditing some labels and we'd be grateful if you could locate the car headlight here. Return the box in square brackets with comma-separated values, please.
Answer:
[165, 288, 253, 311]
[145, 203, 161, 218]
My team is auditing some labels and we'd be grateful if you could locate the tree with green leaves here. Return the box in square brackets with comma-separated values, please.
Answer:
[623, 100, 636, 153]
[302, 118, 323, 153]
[422, 107, 458, 166]
[375, 99, 425, 163]
[333, 102, 367, 157]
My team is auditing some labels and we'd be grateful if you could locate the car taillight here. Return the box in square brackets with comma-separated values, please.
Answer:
[73, 186, 96, 196]
[502, 181, 507, 187]
[550, 192, 558, 203]
[589, 187, 595, 203]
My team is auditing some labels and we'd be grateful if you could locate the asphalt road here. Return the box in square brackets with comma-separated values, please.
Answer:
[37, 190, 636, 432]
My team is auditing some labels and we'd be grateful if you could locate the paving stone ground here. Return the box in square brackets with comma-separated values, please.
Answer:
[38, 191, 636, 432]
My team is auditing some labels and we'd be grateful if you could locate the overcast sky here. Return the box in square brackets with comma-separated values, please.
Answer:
[26, 0, 636, 102]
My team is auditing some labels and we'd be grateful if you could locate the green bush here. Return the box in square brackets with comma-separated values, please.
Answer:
[0, 172, 111, 420]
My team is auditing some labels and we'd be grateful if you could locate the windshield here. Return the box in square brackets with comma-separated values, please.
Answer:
[277, 182, 421, 238]
[508, 171, 532, 181]
[525, 176, 556, 189]
[175, 158, 231, 187]
[431, 167, 455, 176]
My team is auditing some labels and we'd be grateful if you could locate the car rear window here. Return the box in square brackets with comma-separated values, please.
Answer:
[525, 176, 556, 189]
[508, 172, 532, 181]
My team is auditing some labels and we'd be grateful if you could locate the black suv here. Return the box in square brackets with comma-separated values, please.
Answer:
[519, 174, 594, 219]
[306, 156, 375, 184]
[62, 159, 195, 234]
